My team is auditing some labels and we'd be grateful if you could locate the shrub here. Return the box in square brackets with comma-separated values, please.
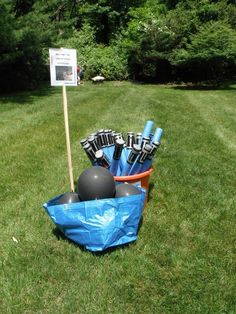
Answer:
[58, 24, 128, 80]
[171, 21, 236, 81]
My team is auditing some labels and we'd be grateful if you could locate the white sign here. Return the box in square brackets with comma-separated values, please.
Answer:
[49, 48, 77, 86]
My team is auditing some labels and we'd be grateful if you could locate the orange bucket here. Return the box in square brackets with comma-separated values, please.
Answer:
[114, 167, 154, 206]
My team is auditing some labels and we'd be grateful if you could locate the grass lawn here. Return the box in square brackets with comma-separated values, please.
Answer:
[1, 81, 236, 313]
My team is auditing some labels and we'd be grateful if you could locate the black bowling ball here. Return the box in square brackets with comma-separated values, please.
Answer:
[77, 166, 116, 201]
[55, 192, 80, 205]
[115, 183, 141, 198]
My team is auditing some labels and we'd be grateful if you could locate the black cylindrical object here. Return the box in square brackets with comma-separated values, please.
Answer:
[107, 129, 113, 145]
[136, 132, 142, 144]
[138, 143, 152, 163]
[88, 135, 100, 153]
[94, 133, 101, 149]
[97, 129, 104, 147]
[140, 136, 150, 150]
[95, 150, 111, 169]
[140, 141, 160, 172]
[82, 143, 97, 164]
[110, 138, 125, 175]
[127, 144, 141, 164]
[148, 141, 160, 159]
[127, 132, 135, 148]
[101, 130, 108, 146]
[114, 132, 122, 140]
[113, 138, 125, 160]
[80, 138, 88, 147]
[111, 131, 116, 144]
[129, 143, 152, 175]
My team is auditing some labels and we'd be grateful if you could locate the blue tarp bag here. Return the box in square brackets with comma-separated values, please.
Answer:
[43, 188, 146, 252]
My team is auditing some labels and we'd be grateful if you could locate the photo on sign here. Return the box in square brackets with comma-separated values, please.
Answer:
[55, 66, 73, 81]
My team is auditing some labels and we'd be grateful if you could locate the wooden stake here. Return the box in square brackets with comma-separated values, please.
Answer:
[62, 85, 74, 192]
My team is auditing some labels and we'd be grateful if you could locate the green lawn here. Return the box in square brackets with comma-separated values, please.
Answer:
[1, 81, 236, 313]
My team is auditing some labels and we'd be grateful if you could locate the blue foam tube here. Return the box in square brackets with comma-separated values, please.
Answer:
[121, 144, 141, 176]
[102, 147, 112, 161]
[141, 159, 152, 173]
[116, 164, 121, 176]
[152, 128, 163, 143]
[128, 144, 152, 175]
[129, 162, 143, 175]
[120, 147, 127, 171]
[121, 162, 133, 176]
[125, 147, 132, 159]
[103, 146, 115, 161]
[141, 120, 154, 138]
[109, 145, 115, 160]
[110, 159, 120, 176]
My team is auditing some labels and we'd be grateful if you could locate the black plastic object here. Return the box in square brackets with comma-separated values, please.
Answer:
[82, 143, 96, 164]
[127, 144, 141, 164]
[95, 150, 111, 169]
[127, 132, 135, 148]
[54, 192, 80, 205]
[77, 166, 116, 201]
[115, 183, 141, 198]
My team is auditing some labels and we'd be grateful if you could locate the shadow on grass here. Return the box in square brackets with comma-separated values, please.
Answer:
[0, 82, 61, 105]
[148, 182, 155, 202]
[170, 80, 236, 91]
[52, 217, 143, 256]
[130, 79, 236, 90]
[53, 227, 87, 252]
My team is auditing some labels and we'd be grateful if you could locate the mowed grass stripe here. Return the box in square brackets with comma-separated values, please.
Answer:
[142, 86, 236, 313]
[0, 84, 128, 204]
[0, 85, 121, 142]
[148, 85, 236, 236]
[186, 91, 236, 152]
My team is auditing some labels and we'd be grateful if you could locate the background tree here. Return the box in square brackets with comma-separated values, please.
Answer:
[13, 0, 35, 16]
[173, 21, 236, 81]
[0, 0, 236, 91]
[122, 0, 236, 82]
[0, 1, 52, 91]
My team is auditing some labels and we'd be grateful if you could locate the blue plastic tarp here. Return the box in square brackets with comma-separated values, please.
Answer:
[43, 188, 146, 252]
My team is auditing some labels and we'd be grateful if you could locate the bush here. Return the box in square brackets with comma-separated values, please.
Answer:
[172, 21, 236, 81]
[58, 24, 128, 80]
[83, 45, 128, 80]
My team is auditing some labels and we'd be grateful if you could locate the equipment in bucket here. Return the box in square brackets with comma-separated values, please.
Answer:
[54, 192, 80, 205]
[115, 183, 141, 198]
[80, 120, 163, 177]
[77, 166, 116, 201]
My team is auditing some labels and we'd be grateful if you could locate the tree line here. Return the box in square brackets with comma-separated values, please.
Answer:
[1, 0, 236, 91]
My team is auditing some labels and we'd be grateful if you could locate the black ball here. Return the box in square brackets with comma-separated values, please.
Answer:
[77, 166, 116, 201]
[115, 183, 141, 198]
[55, 192, 80, 205]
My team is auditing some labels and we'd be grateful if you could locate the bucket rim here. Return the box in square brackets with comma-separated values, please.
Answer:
[114, 167, 154, 181]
